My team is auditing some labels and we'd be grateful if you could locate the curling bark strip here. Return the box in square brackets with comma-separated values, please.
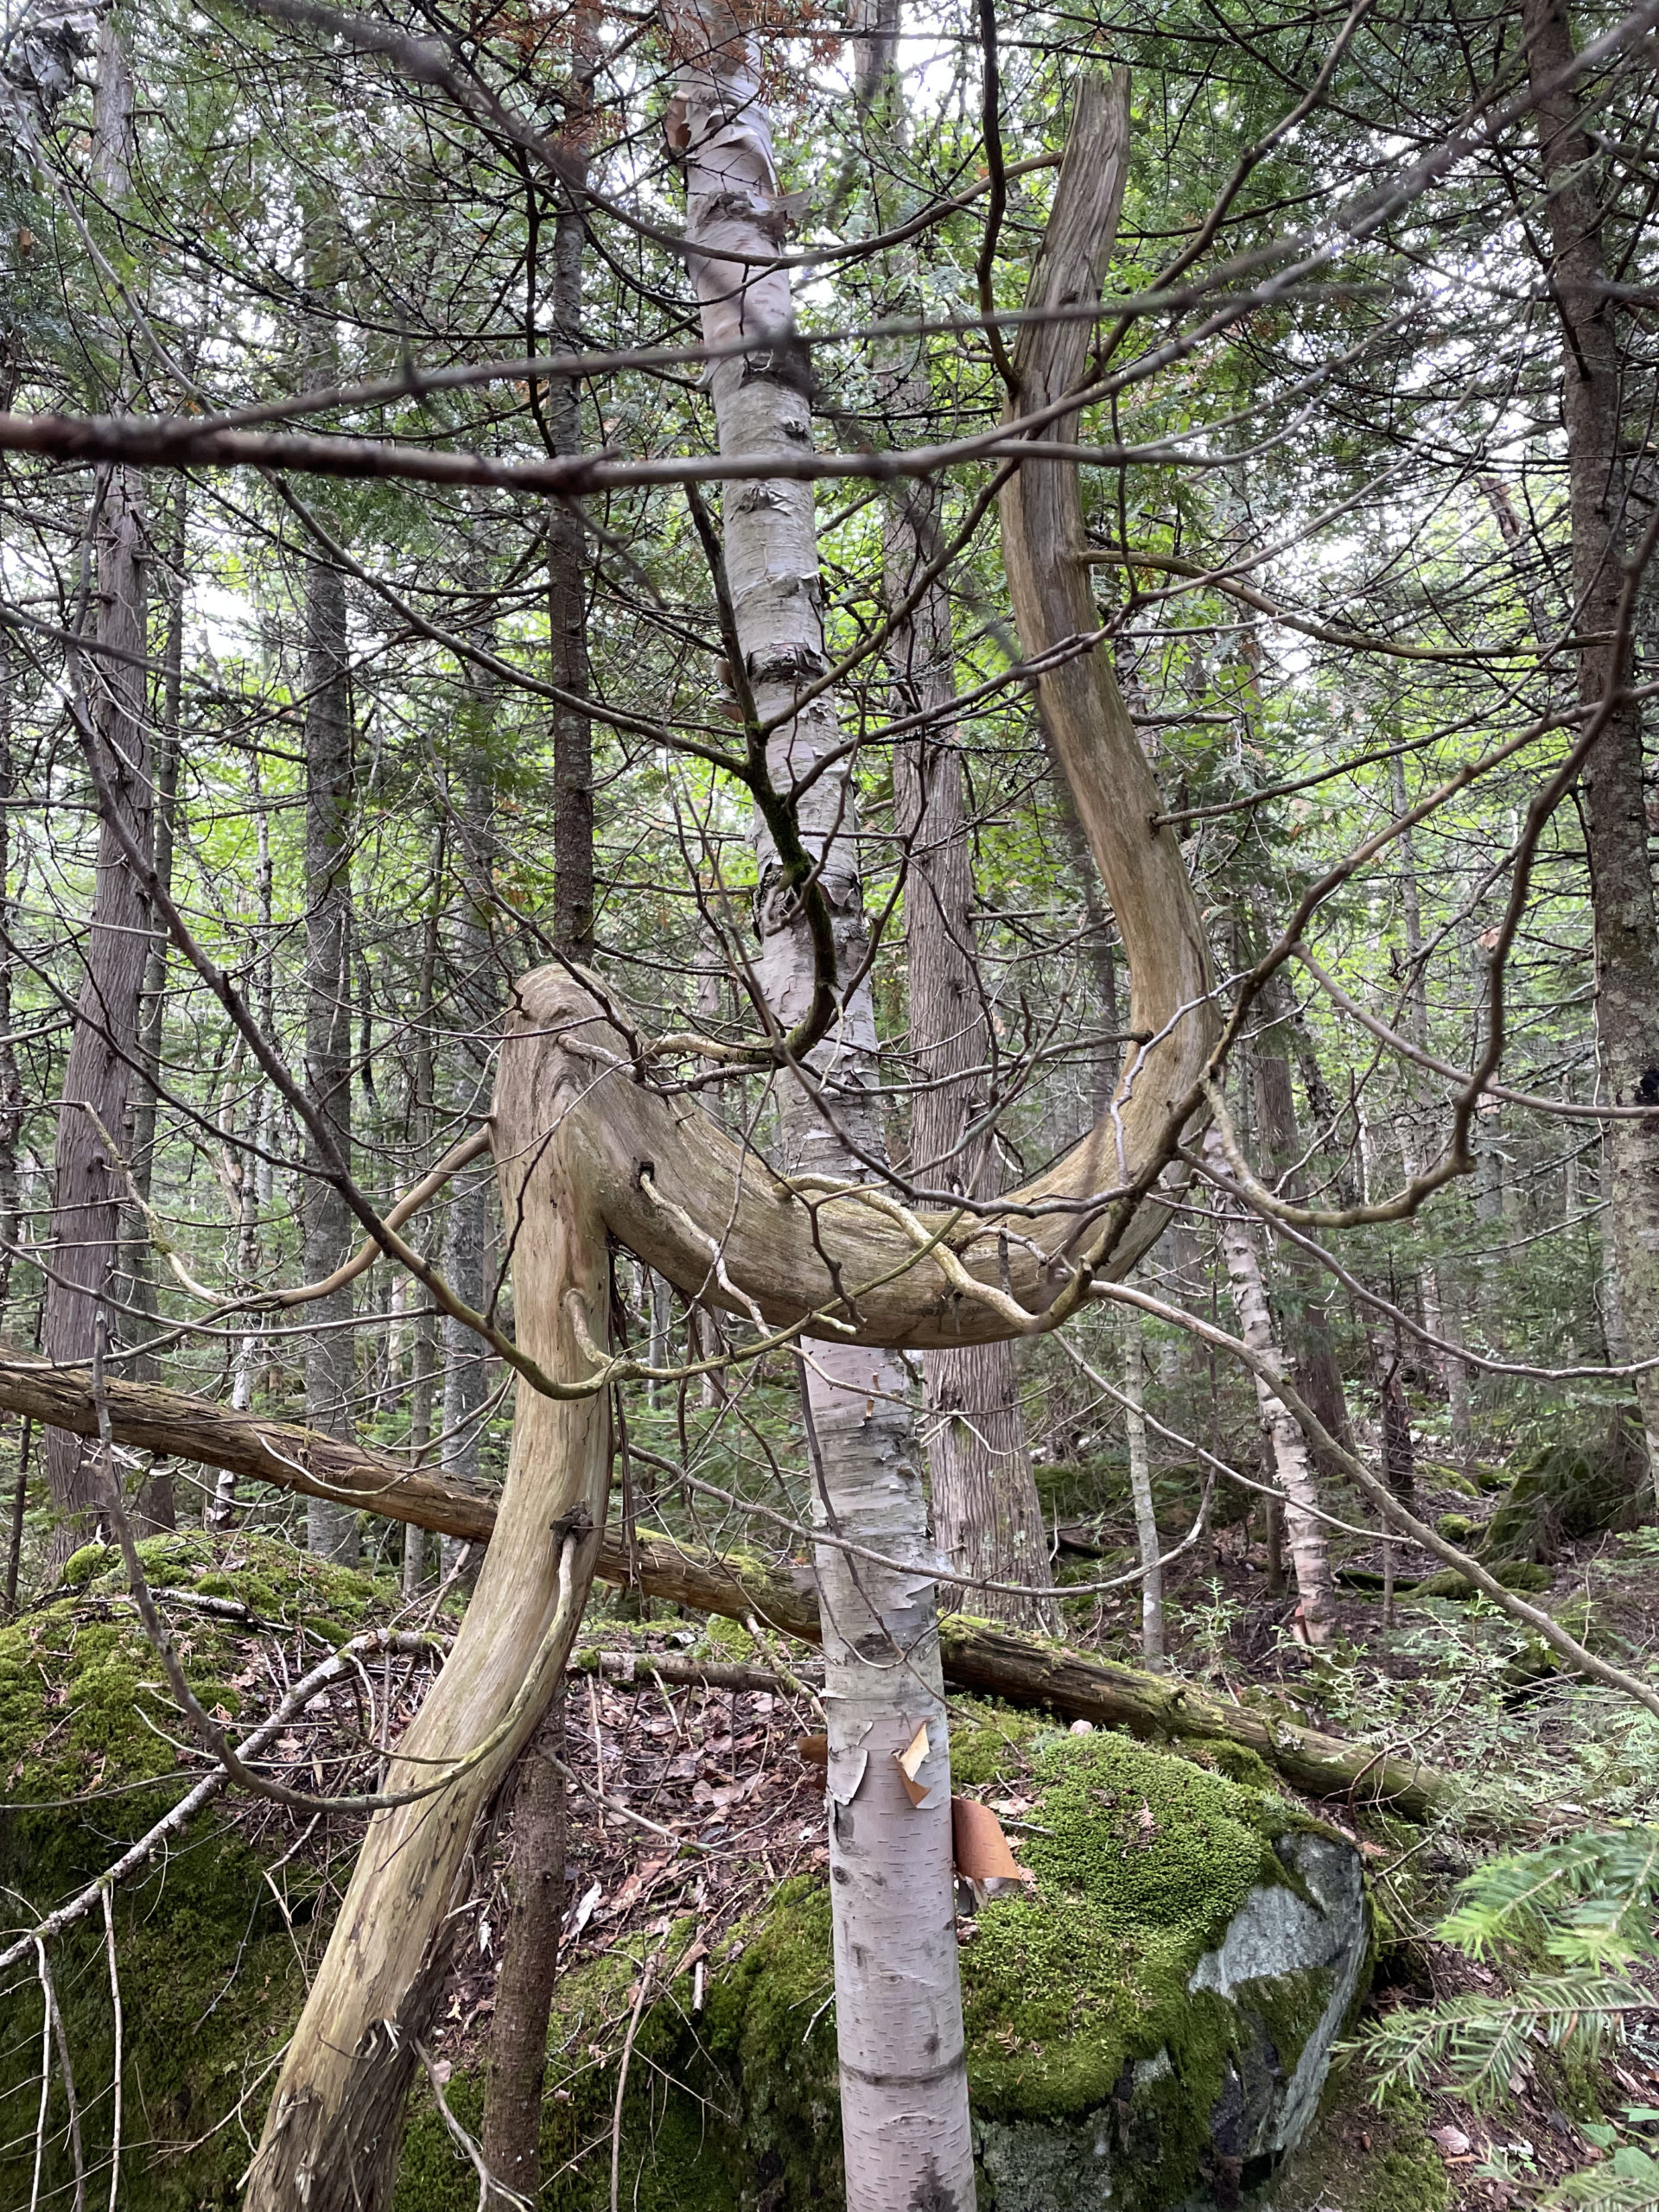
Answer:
[239, 70, 1215, 2211]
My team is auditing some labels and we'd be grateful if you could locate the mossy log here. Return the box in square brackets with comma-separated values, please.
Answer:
[0, 1351, 1449, 1819]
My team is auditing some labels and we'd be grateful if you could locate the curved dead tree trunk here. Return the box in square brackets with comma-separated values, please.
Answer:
[243, 1070, 612, 2209]
[243, 69, 1215, 2212]
[996, 73, 1217, 1233]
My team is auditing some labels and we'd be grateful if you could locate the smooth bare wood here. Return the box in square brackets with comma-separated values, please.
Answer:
[244, 1039, 613, 2212]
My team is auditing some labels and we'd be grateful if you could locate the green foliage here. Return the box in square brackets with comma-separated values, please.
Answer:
[1363, 1827, 1659, 2202]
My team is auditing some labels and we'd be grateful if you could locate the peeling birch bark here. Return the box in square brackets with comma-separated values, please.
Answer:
[668, 6, 972, 2198]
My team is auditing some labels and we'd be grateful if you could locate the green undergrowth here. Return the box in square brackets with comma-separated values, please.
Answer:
[399, 1723, 1364, 2212]
[0, 1533, 394, 2210]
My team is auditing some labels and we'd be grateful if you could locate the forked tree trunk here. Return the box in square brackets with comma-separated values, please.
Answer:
[1205, 1128, 1336, 1641]
[667, 7, 974, 2198]
[1525, 0, 1659, 1509]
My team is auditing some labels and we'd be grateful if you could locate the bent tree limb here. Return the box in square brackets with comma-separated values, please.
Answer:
[241, 73, 1213, 2212]
[3, 1351, 1448, 1818]
[243, 1071, 613, 2211]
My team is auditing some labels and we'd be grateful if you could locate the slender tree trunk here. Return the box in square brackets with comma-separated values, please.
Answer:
[42, 467, 150, 1549]
[123, 476, 185, 1530]
[1526, 0, 1659, 1506]
[668, 10, 975, 2201]
[1120, 1304, 1163, 1669]
[1205, 1128, 1337, 1642]
[41, 22, 154, 1558]
[0, 651, 25, 1325]
[480, 1696, 567, 2207]
[440, 668, 497, 1580]
[548, 39, 595, 962]
[889, 499, 1052, 1631]
[302, 542, 359, 1562]
[1249, 941, 1355, 1468]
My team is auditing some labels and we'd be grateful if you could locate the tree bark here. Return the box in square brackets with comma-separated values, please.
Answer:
[549, 186, 594, 960]
[1120, 1303, 1164, 1668]
[890, 508, 1052, 1630]
[440, 670, 496, 1578]
[480, 1696, 567, 2207]
[301, 543, 359, 1563]
[41, 20, 153, 1556]
[1249, 945, 1355, 1471]
[41, 463, 150, 1553]
[667, 10, 974, 2197]
[1525, 0, 1659, 1504]
[243, 1046, 611, 2212]
[996, 73, 1217, 1256]
[1205, 1128, 1337, 1643]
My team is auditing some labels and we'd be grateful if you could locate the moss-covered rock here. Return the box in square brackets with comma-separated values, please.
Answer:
[399, 1731, 1370, 2212]
[1482, 1421, 1648, 1563]
[0, 1535, 391, 2210]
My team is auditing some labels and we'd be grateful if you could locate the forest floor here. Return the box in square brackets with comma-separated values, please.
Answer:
[410, 1465, 1659, 2210]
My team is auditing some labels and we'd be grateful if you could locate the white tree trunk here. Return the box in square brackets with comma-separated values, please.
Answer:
[667, 10, 974, 2202]
[1119, 1304, 1164, 1669]
[1205, 1130, 1336, 1643]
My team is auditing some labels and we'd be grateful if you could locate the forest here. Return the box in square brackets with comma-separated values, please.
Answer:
[2, 0, 1659, 2203]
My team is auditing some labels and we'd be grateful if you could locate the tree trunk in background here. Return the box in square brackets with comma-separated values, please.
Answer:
[668, 7, 975, 2200]
[1205, 1128, 1336, 1642]
[302, 542, 359, 1563]
[1120, 1304, 1163, 1669]
[480, 1696, 567, 2207]
[0, 654, 25, 1326]
[123, 475, 185, 1531]
[1249, 950, 1354, 1471]
[549, 31, 596, 961]
[440, 669, 497, 1579]
[889, 494, 1052, 1631]
[1526, 0, 1659, 1506]
[42, 21, 154, 1558]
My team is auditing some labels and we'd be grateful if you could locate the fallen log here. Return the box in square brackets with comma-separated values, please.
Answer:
[1, 1351, 1448, 1818]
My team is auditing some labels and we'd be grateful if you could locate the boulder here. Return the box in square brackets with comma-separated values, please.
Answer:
[403, 1723, 1371, 2211]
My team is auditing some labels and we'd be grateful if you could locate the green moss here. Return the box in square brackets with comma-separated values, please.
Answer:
[957, 1733, 1293, 2126]
[423, 1734, 1362, 2212]
[1258, 2081, 1450, 2212]
[1436, 1512, 1478, 1545]
[0, 1533, 390, 2210]
[1416, 1560, 1552, 1599]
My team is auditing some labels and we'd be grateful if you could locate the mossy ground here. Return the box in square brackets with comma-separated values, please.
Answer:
[0, 1534, 394, 2210]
